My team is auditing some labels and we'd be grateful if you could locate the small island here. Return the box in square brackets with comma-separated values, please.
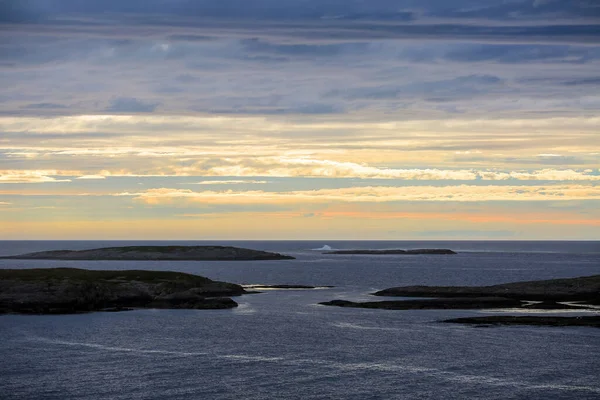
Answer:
[320, 275, 600, 327]
[324, 249, 456, 255]
[320, 297, 522, 310]
[0, 268, 247, 314]
[0, 245, 295, 261]
[372, 275, 600, 302]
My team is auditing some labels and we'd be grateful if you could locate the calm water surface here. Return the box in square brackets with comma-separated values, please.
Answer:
[1, 241, 599, 399]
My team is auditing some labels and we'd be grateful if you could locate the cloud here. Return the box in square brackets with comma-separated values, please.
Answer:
[22, 103, 68, 110]
[562, 77, 600, 86]
[240, 39, 370, 58]
[202, 157, 480, 180]
[444, 44, 598, 64]
[183, 180, 269, 185]
[124, 184, 600, 205]
[326, 74, 504, 101]
[478, 169, 600, 181]
[0, 170, 73, 184]
[206, 103, 343, 115]
[105, 97, 158, 113]
[415, 230, 516, 238]
[2, 1, 599, 46]
[76, 175, 106, 180]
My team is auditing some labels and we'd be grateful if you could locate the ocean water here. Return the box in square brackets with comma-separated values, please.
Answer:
[0, 241, 599, 400]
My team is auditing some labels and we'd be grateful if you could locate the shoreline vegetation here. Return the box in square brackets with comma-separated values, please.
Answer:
[0, 246, 295, 261]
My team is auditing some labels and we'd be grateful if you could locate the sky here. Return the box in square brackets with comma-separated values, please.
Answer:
[0, 0, 599, 240]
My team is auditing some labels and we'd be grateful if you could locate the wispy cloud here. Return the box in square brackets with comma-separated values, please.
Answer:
[76, 175, 107, 180]
[183, 180, 269, 185]
[0, 170, 73, 184]
[123, 185, 600, 205]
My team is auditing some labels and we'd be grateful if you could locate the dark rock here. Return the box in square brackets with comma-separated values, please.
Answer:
[324, 249, 456, 255]
[0, 245, 295, 261]
[442, 316, 600, 328]
[0, 268, 244, 314]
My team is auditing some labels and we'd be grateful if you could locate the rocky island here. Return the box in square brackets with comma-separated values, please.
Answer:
[320, 275, 600, 327]
[0, 245, 295, 261]
[0, 268, 247, 314]
[372, 275, 600, 302]
[324, 249, 456, 255]
[320, 297, 522, 310]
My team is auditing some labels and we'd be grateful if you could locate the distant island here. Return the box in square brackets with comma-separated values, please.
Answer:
[324, 249, 456, 255]
[320, 275, 600, 327]
[0, 268, 247, 314]
[0, 245, 295, 261]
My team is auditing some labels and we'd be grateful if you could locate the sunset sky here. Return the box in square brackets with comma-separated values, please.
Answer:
[1, 0, 599, 239]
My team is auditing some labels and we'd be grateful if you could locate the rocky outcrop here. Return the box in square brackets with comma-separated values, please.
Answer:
[373, 275, 600, 302]
[325, 249, 456, 255]
[443, 316, 600, 328]
[0, 268, 246, 314]
[0, 246, 295, 261]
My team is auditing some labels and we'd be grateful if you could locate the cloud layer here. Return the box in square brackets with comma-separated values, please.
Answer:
[0, 0, 598, 238]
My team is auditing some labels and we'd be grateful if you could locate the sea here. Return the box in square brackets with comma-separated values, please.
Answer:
[1, 240, 599, 400]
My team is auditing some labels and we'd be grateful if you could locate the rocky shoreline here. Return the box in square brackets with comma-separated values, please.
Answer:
[0, 268, 247, 314]
[0, 245, 295, 261]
